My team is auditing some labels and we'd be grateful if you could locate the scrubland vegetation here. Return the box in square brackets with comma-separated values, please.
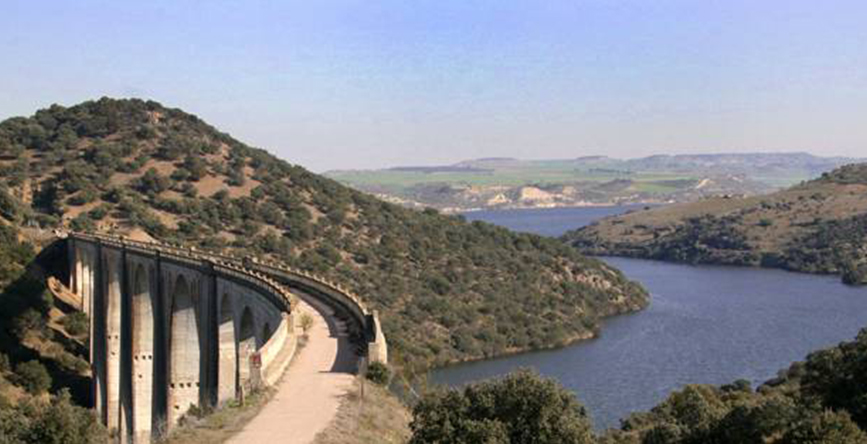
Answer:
[0, 98, 648, 374]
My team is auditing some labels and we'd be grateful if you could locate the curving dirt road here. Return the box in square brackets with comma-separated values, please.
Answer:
[227, 292, 358, 444]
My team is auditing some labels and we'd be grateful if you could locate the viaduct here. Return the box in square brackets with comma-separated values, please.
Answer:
[59, 232, 387, 443]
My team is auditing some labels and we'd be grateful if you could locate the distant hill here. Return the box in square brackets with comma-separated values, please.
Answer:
[0, 98, 648, 374]
[326, 153, 861, 212]
[563, 163, 867, 285]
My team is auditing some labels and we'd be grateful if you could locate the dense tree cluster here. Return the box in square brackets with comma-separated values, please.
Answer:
[0, 391, 106, 444]
[411, 371, 594, 444]
[0, 98, 648, 374]
[786, 213, 867, 285]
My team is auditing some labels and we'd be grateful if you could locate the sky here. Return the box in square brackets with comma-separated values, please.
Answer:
[2, 1, 866, 172]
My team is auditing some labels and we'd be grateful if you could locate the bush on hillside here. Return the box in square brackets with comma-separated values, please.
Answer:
[16, 360, 51, 395]
[0, 390, 106, 444]
[410, 370, 593, 444]
[60, 312, 89, 337]
[780, 410, 867, 444]
[365, 362, 390, 386]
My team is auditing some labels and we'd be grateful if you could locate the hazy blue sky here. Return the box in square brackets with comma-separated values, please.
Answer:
[2, 1, 866, 171]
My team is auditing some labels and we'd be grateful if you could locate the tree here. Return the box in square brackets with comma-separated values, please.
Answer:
[410, 370, 594, 444]
[182, 155, 208, 181]
[780, 410, 867, 444]
[136, 167, 171, 195]
[299, 313, 314, 335]
[15, 391, 106, 444]
[60, 312, 89, 337]
[800, 329, 867, 429]
[16, 360, 51, 394]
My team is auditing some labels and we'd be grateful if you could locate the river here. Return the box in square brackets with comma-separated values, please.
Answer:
[432, 206, 867, 430]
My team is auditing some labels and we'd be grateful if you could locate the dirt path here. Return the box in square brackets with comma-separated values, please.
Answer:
[227, 293, 357, 444]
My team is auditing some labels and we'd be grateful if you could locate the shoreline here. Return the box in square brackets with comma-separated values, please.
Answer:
[443, 201, 666, 215]
[425, 298, 650, 373]
[582, 250, 858, 286]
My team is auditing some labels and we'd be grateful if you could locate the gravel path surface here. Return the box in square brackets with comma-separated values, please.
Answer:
[227, 293, 357, 444]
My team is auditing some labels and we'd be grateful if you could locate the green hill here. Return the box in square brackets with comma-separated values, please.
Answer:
[564, 164, 867, 285]
[0, 98, 648, 375]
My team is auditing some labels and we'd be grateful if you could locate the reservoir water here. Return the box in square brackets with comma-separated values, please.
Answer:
[433, 206, 867, 430]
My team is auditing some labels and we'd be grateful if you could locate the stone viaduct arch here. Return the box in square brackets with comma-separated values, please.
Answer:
[63, 232, 387, 443]
[217, 293, 236, 404]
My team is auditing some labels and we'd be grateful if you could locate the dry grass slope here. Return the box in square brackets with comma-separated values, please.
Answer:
[313, 378, 411, 444]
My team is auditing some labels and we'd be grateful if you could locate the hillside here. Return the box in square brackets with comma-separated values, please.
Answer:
[0, 98, 648, 374]
[326, 153, 860, 212]
[564, 164, 867, 285]
[0, 222, 106, 442]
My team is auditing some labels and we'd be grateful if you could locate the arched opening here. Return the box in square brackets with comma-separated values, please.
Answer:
[260, 322, 272, 348]
[131, 265, 155, 440]
[169, 276, 199, 427]
[238, 308, 256, 392]
[217, 294, 237, 404]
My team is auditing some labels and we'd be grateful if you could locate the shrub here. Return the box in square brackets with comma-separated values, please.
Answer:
[781, 410, 867, 444]
[16, 360, 51, 394]
[0, 353, 10, 372]
[61, 312, 89, 337]
[16, 390, 107, 444]
[135, 167, 171, 195]
[365, 362, 390, 386]
[299, 313, 314, 334]
[14, 309, 45, 339]
[409, 370, 593, 444]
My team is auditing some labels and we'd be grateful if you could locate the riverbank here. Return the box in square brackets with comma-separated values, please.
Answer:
[431, 256, 867, 429]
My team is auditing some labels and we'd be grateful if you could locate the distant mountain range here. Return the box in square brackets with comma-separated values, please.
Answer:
[327, 153, 863, 212]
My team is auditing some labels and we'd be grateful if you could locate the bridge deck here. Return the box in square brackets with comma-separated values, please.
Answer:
[227, 292, 357, 444]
